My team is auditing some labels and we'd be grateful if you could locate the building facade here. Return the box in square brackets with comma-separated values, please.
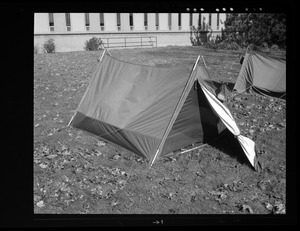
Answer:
[34, 13, 226, 52]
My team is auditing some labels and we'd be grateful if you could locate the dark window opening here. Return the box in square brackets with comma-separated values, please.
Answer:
[85, 13, 90, 26]
[129, 13, 133, 30]
[144, 13, 148, 26]
[49, 13, 54, 26]
[100, 13, 104, 27]
[65, 13, 71, 26]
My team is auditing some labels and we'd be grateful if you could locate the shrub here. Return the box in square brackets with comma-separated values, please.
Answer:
[84, 37, 103, 51]
[270, 44, 279, 51]
[43, 38, 55, 53]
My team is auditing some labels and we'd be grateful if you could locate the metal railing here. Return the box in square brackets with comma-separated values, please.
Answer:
[102, 36, 157, 48]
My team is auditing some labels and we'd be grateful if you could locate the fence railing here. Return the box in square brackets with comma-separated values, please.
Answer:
[102, 36, 157, 48]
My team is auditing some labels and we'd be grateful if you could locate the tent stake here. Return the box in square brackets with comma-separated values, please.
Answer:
[150, 149, 160, 167]
[179, 144, 208, 154]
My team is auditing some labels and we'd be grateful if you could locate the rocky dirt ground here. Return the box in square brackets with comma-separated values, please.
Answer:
[34, 46, 286, 216]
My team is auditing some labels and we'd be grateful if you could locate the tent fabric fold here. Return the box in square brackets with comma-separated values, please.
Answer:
[69, 53, 258, 169]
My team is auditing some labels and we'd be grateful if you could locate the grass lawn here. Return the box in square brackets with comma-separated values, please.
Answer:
[34, 46, 286, 215]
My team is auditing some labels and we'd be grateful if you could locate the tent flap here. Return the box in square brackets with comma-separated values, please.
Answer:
[199, 81, 258, 169]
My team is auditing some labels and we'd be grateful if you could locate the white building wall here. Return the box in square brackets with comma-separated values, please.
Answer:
[53, 13, 66, 32]
[34, 13, 227, 52]
[159, 13, 168, 30]
[133, 13, 144, 31]
[147, 13, 156, 31]
[171, 13, 178, 31]
[104, 13, 117, 31]
[89, 13, 101, 32]
[121, 13, 130, 31]
[211, 14, 217, 30]
[181, 13, 189, 30]
[192, 13, 199, 27]
[70, 13, 85, 32]
[34, 13, 49, 33]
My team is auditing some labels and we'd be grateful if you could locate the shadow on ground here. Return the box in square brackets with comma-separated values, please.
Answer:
[208, 129, 253, 169]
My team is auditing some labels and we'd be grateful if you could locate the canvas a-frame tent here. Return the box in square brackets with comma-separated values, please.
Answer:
[68, 51, 259, 170]
[233, 49, 286, 99]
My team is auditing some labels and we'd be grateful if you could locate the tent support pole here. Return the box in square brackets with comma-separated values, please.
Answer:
[101, 43, 111, 56]
[98, 48, 107, 62]
[150, 55, 201, 167]
[246, 45, 250, 54]
[201, 55, 208, 69]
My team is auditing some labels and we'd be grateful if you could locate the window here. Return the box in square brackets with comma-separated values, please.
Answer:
[48, 13, 54, 32]
[178, 13, 181, 30]
[208, 13, 212, 29]
[85, 13, 90, 31]
[117, 13, 121, 31]
[168, 13, 171, 30]
[65, 13, 71, 31]
[155, 13, 159, 30]
[217, 13, 220, 30]
[100, 13, 104, 31]
[129, 13, 133, 30]
[189, 13, 193, 29]
[144, 13, 148, 30]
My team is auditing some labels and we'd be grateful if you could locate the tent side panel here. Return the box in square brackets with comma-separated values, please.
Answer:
[161, 82, 226, 156]
[77, 54, 191, 139]
[70, 111, 160, 159]
[251, 53, 286, 93]
[233, 53, 253, 93]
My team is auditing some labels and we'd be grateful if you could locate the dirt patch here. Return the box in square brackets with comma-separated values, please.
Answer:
[34, 46, 285, 214]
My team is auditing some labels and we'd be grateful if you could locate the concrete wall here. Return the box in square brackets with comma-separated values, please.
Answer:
[89, 13, 101, 32]
[53, 13, 66, 32]
[181, 13, 189, 30]
[70, 13, 85, 32]
[121, 13, 130, 31]
[104, 13, 117, 31]
[159, 13, 168, 31]
[147, 13, 156, 31]
[133, 13, 144, 31]
[171, 13, 178, 31]
[34, 13, 49, 33]
[34, 32, 194, 53]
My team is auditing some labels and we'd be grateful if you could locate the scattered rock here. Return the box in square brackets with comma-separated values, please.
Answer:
[273, 202, 286, 214]
[36, 200, 45, 208]
[47, 154, 57, 159]
[96, 140, 106, 147]
[240, 204, 254, 214]
[39, 163, 48, 169]
[264, 202, 273, 211]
